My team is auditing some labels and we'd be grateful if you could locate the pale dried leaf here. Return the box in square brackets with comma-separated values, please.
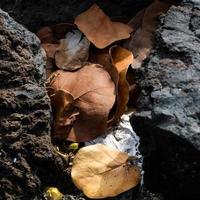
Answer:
[71, 144, 141, 198]
[74, 4, 133, 49]
[55, 30, 90, 71]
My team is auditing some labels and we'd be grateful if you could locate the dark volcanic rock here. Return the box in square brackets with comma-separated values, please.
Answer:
[131, 1, 200, 200]
[0, 9, 70, 200]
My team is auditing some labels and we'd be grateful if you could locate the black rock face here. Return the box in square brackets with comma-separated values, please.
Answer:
[131, 0, 200, 199]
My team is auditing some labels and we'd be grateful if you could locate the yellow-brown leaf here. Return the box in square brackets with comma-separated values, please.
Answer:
[71, 144, 141, 198]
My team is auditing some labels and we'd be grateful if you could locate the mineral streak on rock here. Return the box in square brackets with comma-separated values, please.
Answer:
[131, 1, 200, 199]
[0, 9, 70, 200]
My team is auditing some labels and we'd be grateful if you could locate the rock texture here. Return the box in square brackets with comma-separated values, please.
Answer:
[131, 0, 200, 199]
[0, 9, 71, 200]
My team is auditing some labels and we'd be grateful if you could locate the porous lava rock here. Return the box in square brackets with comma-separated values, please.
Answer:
[0, 9, 70, 200]
[131, 0, 200, 199]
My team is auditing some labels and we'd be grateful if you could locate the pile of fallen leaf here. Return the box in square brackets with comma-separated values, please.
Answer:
[37, 1, 175, 199]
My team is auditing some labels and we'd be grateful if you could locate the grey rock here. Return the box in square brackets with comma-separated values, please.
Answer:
[135, 188, 164, 200]
[131, 1, 200, 200]
[62, 194, 86, 200]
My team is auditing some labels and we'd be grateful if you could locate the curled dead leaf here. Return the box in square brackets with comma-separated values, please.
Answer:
[47, 63, 116, 142]
[89, 46, 133, 125]
[37, 26, 55, 43]
[108, 46, 133, 125]
[71, 144, 141, 199]
[55, 30, 90, 71]
[74, 4, 133, 49]
[124, 0, 173, 68]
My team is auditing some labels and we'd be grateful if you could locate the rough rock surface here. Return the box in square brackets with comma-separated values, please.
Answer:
[131, 0, 200, 199]
[0, 9, 71, 200]
[0, 0, 152, 33]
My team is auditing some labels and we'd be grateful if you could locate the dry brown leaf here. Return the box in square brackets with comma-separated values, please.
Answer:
[47, 64, 116, 142]
[110, 46, 133, 74]
[41, 43, 60, 59]
[108, 46, 133, 125]
[41, 43, 60, 78]
[38, 24, 89, 72]
[71, 144, 141, 199]
[51, 23, 77, 40]
[45, 58, 57, 78]
[89, 46, 133, 125]
[55, 30, 90, 71]
[124, 0, 173, 68]
[127, 9, 145, 31]
[37, 23, 77, 42]
[74, 4, 133, 49]
[37, 26, 55, 43]
[89, 48, 119, 89]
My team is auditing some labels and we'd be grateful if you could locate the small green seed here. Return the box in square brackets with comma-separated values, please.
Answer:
[68, 143, 79, 150]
